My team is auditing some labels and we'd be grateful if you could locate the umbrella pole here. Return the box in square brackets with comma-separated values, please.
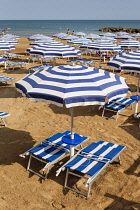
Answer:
[70, 107, 74, 157]
[71, 107, 74, 139]
[133, 74, 140, 117]
[136, 74, 140, 95]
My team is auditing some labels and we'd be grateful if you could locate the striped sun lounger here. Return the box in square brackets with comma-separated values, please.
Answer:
[19, 130, 88, 179]
[28, 64, 50, 73]
[0, 76, 15, 83]
[99, 97, 135, 120]
[0, 111, 10, 126]
[56, 140, 126, 198]
[7, 62, 28, 71]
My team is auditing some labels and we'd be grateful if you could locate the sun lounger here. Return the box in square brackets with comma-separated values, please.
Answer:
[7, 62, 28, 71]
[0, 111, 10, 126]
[0, 76, 15, 84]
[99, 97, 135, 120]
[1, 53, 23, 59]
[19, 130, 88, 179]
[28, 64, 50, 73]
[56, 140, 126, 198]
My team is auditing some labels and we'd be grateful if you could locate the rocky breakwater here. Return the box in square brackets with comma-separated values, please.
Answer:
[99, 27, 140, 33]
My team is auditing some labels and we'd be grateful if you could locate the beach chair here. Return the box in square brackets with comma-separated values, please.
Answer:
[56, 140, 126, 198]
[28, 64, 50, 73]
[0, 76, 15, 84]
[0, 111, 10, 126]
[96, 51, 111, 62]
[19, 130, 88, 179]
[7, 62, 28, 71]
[99, 97, 135, 120]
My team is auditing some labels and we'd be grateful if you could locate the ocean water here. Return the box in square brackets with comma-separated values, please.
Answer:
[0, 20, 140, 37]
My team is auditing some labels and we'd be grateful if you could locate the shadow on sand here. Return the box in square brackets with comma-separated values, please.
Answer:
[105, 193, 140, 210]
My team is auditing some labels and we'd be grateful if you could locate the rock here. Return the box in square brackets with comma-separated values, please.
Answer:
[98, 27, 140, 34]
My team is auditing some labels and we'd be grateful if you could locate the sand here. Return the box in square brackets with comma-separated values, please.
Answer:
[0, 37, 140, 210]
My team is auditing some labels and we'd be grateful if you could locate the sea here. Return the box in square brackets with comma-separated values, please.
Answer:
[0, 20, 140, 38]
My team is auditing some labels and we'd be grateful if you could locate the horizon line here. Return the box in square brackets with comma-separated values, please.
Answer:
[0, 19, 140, 21]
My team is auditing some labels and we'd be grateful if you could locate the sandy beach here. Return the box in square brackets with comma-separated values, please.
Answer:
[0, 37, 140, 210]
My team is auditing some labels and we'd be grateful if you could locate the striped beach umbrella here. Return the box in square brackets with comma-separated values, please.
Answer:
[27, 43, 81, 58]
[108, 50, 140, 115]
[0, 43, 15, 51]
[118, 39, 140, 49]
[108, 51, 140, 69]
[80, 41, 121, 51]
[68, 38, 92, 45]
[15, 65, 129, 138]
[15, 65, 129, 137]
[85, 34, 100, 39]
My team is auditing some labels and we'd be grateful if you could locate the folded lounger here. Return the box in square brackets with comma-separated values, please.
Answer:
[56, 140, 126, 198]
[99, 97, 135, 120]
[0, 111, 10, 126]
[19, 130, 88, 179]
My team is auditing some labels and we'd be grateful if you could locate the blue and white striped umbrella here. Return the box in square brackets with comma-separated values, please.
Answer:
[80, 41, 121, 51]
[118, 39, 140, 49]
[108, 50, 140, 108]
[74, 32, 86, 37]
[85, 34, 100, 39]
[0, 43, 15, 50]
[108, 51, 140, 69]
[16, 65, 128, 107]
[27, 43, 81, 58]
[95, 36, 116, 42]
[15, 65, 128, 138]
[68, 38, 92, 45]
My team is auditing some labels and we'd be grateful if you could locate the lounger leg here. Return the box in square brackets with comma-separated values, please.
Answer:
[87, 184, 91, 198]
[64, 168, 69, 189]
[118, 155, 122, 165]
[102, 107, 105, 118]
[1, 118, 6, 126]
[27, 154, 32, 171]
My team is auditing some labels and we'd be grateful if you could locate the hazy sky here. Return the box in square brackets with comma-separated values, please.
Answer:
[0, 0, 140, 20]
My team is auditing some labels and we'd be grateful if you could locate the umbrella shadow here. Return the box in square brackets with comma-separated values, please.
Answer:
[128, 84, 138, 93]
[124, 156, 140, 177]
[104, 193, 140, 210]
[0, 86, 21, 98]
[119, 115, 140, 140]
[48, 104, 100, 118]
[0, 127, 35, 167]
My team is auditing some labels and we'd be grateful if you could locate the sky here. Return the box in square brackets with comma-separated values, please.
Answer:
[0, 0, 140, 20]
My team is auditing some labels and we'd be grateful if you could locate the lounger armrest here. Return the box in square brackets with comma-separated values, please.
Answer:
[19, 152, 30, 158]
[56, 166, 66, 176]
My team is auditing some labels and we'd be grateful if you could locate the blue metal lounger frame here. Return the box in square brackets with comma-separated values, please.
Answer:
[56, 140, 126, 198]
[19, 130, 88, 179]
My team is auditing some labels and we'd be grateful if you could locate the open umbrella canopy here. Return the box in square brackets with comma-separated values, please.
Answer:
[15, 65, 129, 108]
[68, 38, 92, 45]
[0, 43, 15, 50]
[118, 39, 140, 49]
[108, 50, 140, 70]
[80, 41, 121, 51]
[27, 43, 81, 58]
